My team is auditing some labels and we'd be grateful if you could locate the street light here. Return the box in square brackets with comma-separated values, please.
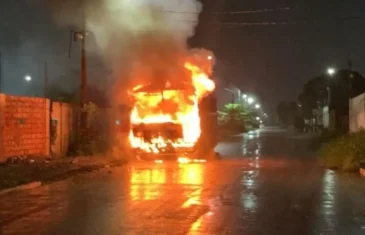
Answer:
[24, 75, 32, 82]
[256, 116, 260, 121]
[255, 104, 261, 109]
[325, 67, 336, 108]
[242, 94, 247, 99]
[327, 67, 336, 76]
[224, 88, 236, 103]
[247, 97, 254, 104]
[225, 86, 242, 103]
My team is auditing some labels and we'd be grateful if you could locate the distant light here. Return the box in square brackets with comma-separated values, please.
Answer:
[207, 55, 213, 60]
[255, 104, 261, 109]
[116, 120, 120, 125]
[242, 94, 248, 99]
[260, 120, 263, 123]
[247, 97, 254, 104]
[154, 160, 163, 164]
[178, 157, 191, 164]
[24, 75, 32, 82]
[256, 116, 260, 120]
[327, 67, 336, 76]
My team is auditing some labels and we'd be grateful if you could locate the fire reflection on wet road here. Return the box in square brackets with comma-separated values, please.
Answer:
[1, 127, 365, 235]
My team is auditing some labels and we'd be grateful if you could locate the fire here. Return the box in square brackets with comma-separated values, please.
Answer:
[128, 60, 215, 154]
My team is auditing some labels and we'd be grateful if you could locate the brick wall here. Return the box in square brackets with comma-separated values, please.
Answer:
[0, 94, 50, 161]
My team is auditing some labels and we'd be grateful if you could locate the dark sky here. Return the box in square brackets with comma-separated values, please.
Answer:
[1, 0, 365, 115]
[190, 0, 365, 113]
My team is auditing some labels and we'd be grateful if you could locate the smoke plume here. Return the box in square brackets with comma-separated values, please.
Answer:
[47, 0, 213, 105]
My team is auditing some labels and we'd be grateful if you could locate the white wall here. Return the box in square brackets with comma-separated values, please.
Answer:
[349, 93, 365, 132]
[322, 106, 329, 128]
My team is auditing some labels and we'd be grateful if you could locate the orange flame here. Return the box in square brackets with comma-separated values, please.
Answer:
[128, 60, 215, 154]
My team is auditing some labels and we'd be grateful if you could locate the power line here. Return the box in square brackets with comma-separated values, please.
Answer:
[213, 7, 290, 15]
[180, 16, 362, 27]
[183, 20, 295, 26]
[160, 7, 290, 15]
[215, 21, 295, 26]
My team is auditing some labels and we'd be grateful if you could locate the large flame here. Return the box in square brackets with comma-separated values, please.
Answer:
[128, 61, 215, 154]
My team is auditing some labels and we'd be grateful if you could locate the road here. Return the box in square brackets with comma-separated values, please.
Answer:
[1, 127, 365, 235]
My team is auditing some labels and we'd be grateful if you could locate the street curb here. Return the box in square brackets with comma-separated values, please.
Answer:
[0, 181, 42, 196]
[0, 160, 128, 197]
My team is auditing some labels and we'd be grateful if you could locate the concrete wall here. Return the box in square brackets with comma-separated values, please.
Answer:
[0, 94, 50, 161]
[51, 102, 73, 157]
[322, 106, 329, 128]
[350, 93, 365, 132]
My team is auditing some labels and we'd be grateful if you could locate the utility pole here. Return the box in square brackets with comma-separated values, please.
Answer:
[348, 58, 354, 132]
[68, 26, 88, 151]
[80, 28, 87, 133]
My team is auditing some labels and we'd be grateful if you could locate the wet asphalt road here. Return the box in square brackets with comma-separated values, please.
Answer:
[1, 127, 365, 235]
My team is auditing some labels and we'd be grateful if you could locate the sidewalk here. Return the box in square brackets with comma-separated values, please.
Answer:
[0, 156, 127, 193]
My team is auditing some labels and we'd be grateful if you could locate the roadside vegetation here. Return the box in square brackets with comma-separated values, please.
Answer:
[318, 130, 365, 171]
[218, 103, 258, 135]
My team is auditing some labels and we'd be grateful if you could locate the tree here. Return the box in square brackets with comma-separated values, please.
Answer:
[276, 101, 300, 126]
[218, 103, 256, 132]
[298, 75, 325, 119]
[276, 101, 289, 125]
[297, 69, 365, 132]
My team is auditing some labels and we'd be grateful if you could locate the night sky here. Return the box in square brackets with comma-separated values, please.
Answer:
[1, 0, 365, 115]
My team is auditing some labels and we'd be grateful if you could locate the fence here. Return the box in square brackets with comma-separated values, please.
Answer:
[0, 94, 50, 161]
[0, 94, 73, 162]
[0, 94, 132, 162]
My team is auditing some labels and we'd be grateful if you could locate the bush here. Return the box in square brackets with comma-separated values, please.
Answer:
[310, 128, 341, 150]
[318, 130, 365, 171]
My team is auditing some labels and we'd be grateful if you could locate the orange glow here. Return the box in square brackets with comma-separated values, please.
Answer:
[182, 197, 201, 208]
[178, 157, 191, 164]
[178, 164, 203, 185]
[128, 60, 215, 154]
[130, 167, 166, 201]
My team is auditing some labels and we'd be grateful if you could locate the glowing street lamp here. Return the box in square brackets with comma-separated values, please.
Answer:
[247, 97, 254, 104]
[24, 75, 32, 82]
[255, 104, 261, 109]
[326, 68, 336, 106]
[327, 67, 336, 76]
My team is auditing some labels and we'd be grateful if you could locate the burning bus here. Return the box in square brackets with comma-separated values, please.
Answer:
[128, 62, 216, 160]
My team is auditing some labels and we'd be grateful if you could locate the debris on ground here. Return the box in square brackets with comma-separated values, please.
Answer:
[0, 156, 127, 191]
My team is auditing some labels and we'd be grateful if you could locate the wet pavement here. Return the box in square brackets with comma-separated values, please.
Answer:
[1, 127, 365, 235]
